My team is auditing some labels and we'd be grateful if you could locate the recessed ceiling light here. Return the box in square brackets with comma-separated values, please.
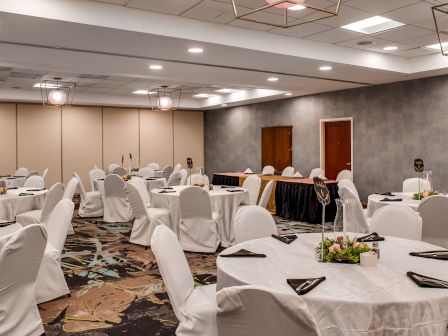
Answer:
[215, 88, 240, 94]
[425, 42, 448, 52]
[267, 77, 279, 82]
[149, 64, 163, 70]
[284, 93, 292, 96]
[288, 4, 305, 10]
[132, 90, 156, 95]
[319, 66, 332, 71]
[33, 83, 59, 89]
[341, 16, 405, 34]
[221, 103, 228, 107]
[188, 47, 204, 53]
[194, 93, 216, 98]
[383, 46, 398, 51]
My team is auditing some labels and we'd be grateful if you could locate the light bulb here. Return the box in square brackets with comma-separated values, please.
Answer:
[48, 89, 67, 106]
[265, 0, 305, 9]
[158, 96, 173, 111]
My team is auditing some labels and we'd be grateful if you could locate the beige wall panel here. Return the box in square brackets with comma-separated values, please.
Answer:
[140, 109, 173, 167]
[17, 104, 61, 186]
[62, 106, 102, 188]
[173, 111, 204, 171]
[103, 108, 139, 171]
[0, 103, 17, 175]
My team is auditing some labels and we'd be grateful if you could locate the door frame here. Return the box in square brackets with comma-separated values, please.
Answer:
[319, 117, 353, 179]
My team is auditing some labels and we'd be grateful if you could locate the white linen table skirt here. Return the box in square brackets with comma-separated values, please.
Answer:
[0, 188, 47, 221]
[150, 185, 250, 247]
[217, 233, 448, 335]
[367, 192, 422, 217]
[0, 176, 26, 189]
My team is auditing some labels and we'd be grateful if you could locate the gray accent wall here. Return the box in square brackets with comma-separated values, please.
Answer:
[205, 75, 448, 201]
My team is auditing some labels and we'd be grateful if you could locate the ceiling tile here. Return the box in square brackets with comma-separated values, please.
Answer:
[382, 2, 435, 25]
[269, 22, 332, 38]
[93, 0, 130, 5]
[413, 18, 438, 30]
[127, 0, 203, 15]
[401, 33, 439, 48]
[306, 27, 364, 43]
[227, 18, 273, 30]
[373, 25, 433, 41]
[394, 47, 438, 57]
[182, 0, 235, 23]
[313, 5, 370, 28]
[343, 0, 422, 15]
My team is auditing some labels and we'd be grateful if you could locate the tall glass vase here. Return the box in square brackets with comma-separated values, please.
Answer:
[333, 199, 344, 234]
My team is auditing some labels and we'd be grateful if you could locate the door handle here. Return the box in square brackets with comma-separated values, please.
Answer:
[346, 163, 351, 166]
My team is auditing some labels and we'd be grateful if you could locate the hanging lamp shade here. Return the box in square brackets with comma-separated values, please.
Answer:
[148, 86, 181, 111]
[38, 77, 76, 107]
[47, 89, 68, 106]
[158, 96, 173, 111]
[432, 4, 448, 56]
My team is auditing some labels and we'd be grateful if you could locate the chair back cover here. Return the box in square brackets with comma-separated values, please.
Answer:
[40, 182, 65, 224]
[217, 285, 319, 336]
[258, 180, 274, 209]
[337, 179, 360, 200]
[130, 176, 151, 205]
[338, 186, 369, 234]
[0, 224, 47, 336]
[262, 165, 275, 176]
[309, 168, 325, 179]
[42, 168, 49, 180]
[126, 183, 148, 220]
[370, 205, 422, 240]
[45, 199, 74, 254]
[403, 178, 431, 193]
[112, 166, 128, 176]
[73, 172, 86, 201]
[242, 175, 261, 204]
[167, 171, 183, 186]
[151, 225, 195, 321]
[234, 205, 277, 243]
[179, 169, 188, 185]
[25, 171, 39, 179]
[138, 167, 154, 178]
[108, 163, 120, 174]
[147, 162, 160, 170]
[173, 163, 182, 173]
[336, 170, 353, 182]
[103, 174, 132, 222]
[23, 175, 45, 188]
[418, 195, 448, 247]
[187, 174, 210, 186]
[161, 165, 174, 180]
[281, 166, 295, 177]
[63, 177, 79, 200]
[14, 167, 28, 176]
[89, 168, 106, 191]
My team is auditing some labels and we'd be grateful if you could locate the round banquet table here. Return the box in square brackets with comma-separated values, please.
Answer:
[0, 187, 47, 221]
[151, 185, 250, 247]
[94, 177, 166, 198]
[217, 233, 448, 335]
[0, 176, 26, 189]
[367, 192, 422, 217]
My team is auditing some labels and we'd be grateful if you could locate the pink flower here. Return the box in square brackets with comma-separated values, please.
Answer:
[353, 242, 362, 249]
[336, 236, 344, 241]
[328, 243, 341, 253]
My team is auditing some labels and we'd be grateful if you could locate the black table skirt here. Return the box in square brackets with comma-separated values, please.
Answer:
[212, 174, 240, 186]
[275, 181, 339, 224]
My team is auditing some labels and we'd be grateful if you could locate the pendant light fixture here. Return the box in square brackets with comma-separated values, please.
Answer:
[148, 86, 182, 111]
[39, 77, 76, 107]
[432, 3, 448, 56]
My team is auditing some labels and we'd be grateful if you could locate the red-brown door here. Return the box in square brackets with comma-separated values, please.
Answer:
[262, 126, 292, 173]
[324, 121, 351, 180]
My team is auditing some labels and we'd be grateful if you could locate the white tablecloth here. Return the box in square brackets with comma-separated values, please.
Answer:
[217, 233, 448, 335]
[0, 188, 47, 221]
[150, 185, 250, 246]
[94, 178, 167, 198]
[367, 192, 422, 217]
[0, 176, 26, 189]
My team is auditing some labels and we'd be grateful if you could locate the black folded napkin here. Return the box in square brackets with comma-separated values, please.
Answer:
[6, 177, 17, 180]
[146, 178, 156, 181]
[410, 251, 448, 260]
[357, 232, 385, 242]
[0, 220, 15, 227]
[272, 234, 297, 244]
[380, 197, 403, 202]
[26, 188, 46, 192]
[407, 271, 448, 288]
[7, 187, 18, 190]
[220, 249, 266, 258]
[159, 187, 173, 190]
[97, 178, 105, 181]
[0, 175, 11, 178]
[19, 193, 34, 196]
[13, 175, 25, 178]
[287, 277, 326, 295]
[226, 189, 244, 193]
[221, 185, 236, 188]
[376, 192, 394, 196]
[158, 190, 176, 194]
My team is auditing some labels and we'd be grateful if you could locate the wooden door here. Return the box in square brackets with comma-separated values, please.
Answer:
[324, 121, 351, 180]
[262, 126, 292, 173]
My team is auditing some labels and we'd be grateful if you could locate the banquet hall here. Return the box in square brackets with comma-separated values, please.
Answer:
[1, 0, 448, 335]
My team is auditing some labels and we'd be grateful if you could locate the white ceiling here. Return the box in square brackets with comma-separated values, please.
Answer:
[0, 0, 447, 109]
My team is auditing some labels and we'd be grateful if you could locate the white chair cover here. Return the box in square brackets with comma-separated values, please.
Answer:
[242, 175, 261, 205]
[281, 166, 295, 177]
[179, 187, 220, 253]
[234, 205, 277, 243]
[173, 163, 182, 173]
[14, 167, 28, 177]
[309, 168, 325, 179]
[103, 174, 133, 223]
[0, 224, 47, 336]
[258, 180, 274, 209]
[147, 162, 160, 170]
[126, 184, 171, 247]
[130, 176, 151, 205]
[337, 179, 360, 200]
[42, 168, 48, 180]
[16, 182, 64, 226]
[25, 171, 39, 179]
[63, 177, 79, 200]
[179, 169, 188, 185]
[89, 168, 106, 191]
[162, 165, 174, 180]
[108, 163, 120, 174]
[75, 172, 103, 218]
[338, 186, 370, 234]
[418, 196, 448, 248]
[35, 199, 74, 303]
[23, 175, 45, 188]
[138, 167, 154, 178]
[403, 178, 432, 193]
[187, 174, 210, 186]
[217, 285, 319, 336]
[369, 205, 422, 240]
[336, 170, 353, 182]
[167, 171, 183, 186]
[262, 165, 275, 176]
[151, 225, 218, 336]
[112, 166, 128, 176]
[293, 171, 303, 178]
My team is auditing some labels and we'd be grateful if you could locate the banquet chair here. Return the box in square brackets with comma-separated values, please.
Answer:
[103, 174, 133, 223]
[403, 178, 431, 193]
[418, 196, 448, 248]
[337, 179, 360, 199]
[89, 167, 106, 191]
[151, 225, 218, 336]
[217, 286, 319, 336]
[369, 205, 422, 240]
[130, 176, 151, 206]
[234, 205, 277, 243]
[138, 167, 154, 178]
[23, 175, 45, 188]
[258, 180, 274, 209]
[126, 183, 171, 247]
[14, 167, 29, 176]
[35, 199, 74, 303]
[338, 186, 370, 234]
[167, 171, 183, 186]
[179, 169, 188, 185]
[262, 165, 275, 176]
[293, 171, 303, 178]
[25, 171, 39, 179]
[179, 187, 220, 253]
[242, 175, 261, 205]
[336, 170, 353, 182]
[281, 166, 295, 177]
[16, 182, 64, 226]
[112, 166, 128, 176]
[173, 163, 182, 173]
[187, 174, 210, 186]
[309, 168, 325, 179]
[0, 224, 47, 336]
[42, 168, 48, 180]
[75, 172, 103, 218]
[147, 162, 160, 170]
[63, 177, 79, 200]
[162, 165, 174, 180]
[108, 163, 120, 174]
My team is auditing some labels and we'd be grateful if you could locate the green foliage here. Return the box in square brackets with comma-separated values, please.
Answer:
[316, 236, 371, 264]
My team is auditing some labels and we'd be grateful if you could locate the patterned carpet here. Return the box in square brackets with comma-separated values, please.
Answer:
[39, 215, 325, 335]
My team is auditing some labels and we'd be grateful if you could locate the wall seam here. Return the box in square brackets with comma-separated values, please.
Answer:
[60, 106, 63, 182]
[15, 103, 18, 170]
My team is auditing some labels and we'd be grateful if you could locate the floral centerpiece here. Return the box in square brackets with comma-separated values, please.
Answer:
[316, 236, 371, 264]
[413, 191, 439, 200]
[122, 174, 132, 182]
